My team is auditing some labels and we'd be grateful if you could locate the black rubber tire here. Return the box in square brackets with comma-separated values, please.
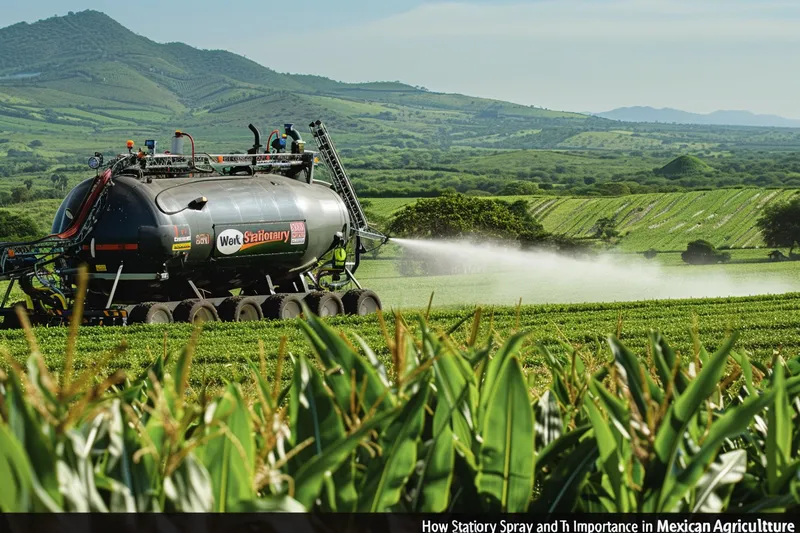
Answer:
[217, 296, 264, 322]
[128, 302, 173, 324]
[262, 294, 303, 320]
[0, 301, 27, 330]
[303, 291, 344, 317]
[173, 299, 219, 324]
[341, 289, 382, 316]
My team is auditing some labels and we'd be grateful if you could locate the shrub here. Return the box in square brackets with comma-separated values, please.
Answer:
[681, 239, 731, 265]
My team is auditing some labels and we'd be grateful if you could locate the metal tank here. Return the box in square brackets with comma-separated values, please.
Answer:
[52, 173, 350, 305]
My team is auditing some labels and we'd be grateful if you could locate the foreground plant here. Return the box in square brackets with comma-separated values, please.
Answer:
[0, 291, 798, 512]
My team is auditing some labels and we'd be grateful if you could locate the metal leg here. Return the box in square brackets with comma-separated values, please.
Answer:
[105, 263, 124, 309]
[265, 274, 276, 295]
[188, 279, 204, 300]
[1, 279, 15, 308]
[344, 268, 363, 290]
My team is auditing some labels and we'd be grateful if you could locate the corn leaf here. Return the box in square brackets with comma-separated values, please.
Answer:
[691, 449, 746, 512]
[414, 394, 455, 512]
[195, 382, 255, 512]
[358, 382, 429, 511]
[289, 354, 356, 511]
[476, 357, 534, 512]
[647, 334, 737, 510]
[0, 422, 33, 512]
[300, 315, 394, 414]
[293, 405, 401, 509]
[766, 359, 792, 494]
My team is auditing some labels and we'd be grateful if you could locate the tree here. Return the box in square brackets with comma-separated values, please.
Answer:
[388, 193, 544, 241]
[757, 197, 800, 255]
[592, 216, 620, 242]
[643, 248, 658, 260]
[0, 209, 39, 241]
[23, 179, 33, 190]
[681, 240, 731, 265]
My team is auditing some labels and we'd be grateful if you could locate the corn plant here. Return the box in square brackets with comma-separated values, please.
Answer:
[0, 292, 798, 512]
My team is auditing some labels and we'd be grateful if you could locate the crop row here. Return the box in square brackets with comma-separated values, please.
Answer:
[2, 293, 799, 392]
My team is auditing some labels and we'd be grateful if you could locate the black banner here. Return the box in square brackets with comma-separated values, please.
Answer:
[0, 514, 797, 533]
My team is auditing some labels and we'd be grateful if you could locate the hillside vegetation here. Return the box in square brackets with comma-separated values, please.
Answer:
[370, 188, 800, 252]
[2, 10, 800, 155]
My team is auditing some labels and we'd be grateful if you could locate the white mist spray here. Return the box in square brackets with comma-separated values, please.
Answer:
[389, 238, 798, 307]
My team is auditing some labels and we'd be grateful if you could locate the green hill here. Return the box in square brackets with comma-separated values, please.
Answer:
[369, 188, 800, 252]
[2, 11, 800, 154]
[655, 154, 714, 178]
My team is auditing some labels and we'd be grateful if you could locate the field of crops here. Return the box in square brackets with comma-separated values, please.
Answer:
[1, 296, 799, 512]
[3, 292, 800, 392]
[369, 188, 800, 252]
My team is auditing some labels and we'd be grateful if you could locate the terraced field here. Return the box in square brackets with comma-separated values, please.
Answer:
[370, 188, 800, 251]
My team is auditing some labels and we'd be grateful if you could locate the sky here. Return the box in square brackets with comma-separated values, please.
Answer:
[5, 0, 800, 117]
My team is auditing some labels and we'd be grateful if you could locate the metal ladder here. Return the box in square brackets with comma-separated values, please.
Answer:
[308, 120, 373, 236]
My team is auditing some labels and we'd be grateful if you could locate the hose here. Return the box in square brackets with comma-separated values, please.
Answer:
[265, 129, 279, 153]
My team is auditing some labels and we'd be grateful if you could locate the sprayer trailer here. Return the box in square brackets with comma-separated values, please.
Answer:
[0, 120, 388, 327]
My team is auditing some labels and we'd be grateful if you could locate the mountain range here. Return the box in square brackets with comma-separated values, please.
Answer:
[0, 10, 798, 155]
[593, 106, 800, 128]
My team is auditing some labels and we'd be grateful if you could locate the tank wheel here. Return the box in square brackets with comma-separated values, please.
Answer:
[218, 296, 264, 322]
[342, 289, 382, 316]
[304, 291, 344, 317]
[262, 294, 303, 320]
[173, 299, 219, 324]
[128, 302, 174, 325]
[0, 302, 28, 330]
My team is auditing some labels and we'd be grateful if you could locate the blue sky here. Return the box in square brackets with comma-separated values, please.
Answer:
[6, 0, 800, 117]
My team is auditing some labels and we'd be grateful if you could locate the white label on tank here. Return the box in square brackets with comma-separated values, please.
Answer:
[216, 229, 244, 255]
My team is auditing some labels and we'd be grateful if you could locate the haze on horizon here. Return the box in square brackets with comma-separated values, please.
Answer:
[5, 0, 800, 118]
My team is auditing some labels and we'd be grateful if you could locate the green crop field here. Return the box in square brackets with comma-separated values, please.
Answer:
[368, 187, 800, 252]
[2, 292, 800, 392]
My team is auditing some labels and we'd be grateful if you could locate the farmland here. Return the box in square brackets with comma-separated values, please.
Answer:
[368, 187, 800, 252]
[3, 292, 800, 392]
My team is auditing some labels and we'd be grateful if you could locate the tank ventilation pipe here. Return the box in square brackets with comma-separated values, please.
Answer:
[247, 124, 262, 154]
[284, 124, 305, 153]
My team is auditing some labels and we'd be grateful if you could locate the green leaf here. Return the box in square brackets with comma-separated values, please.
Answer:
[195, 382, 255, 512]
[534, 390, 563, 449]
[648, 334, 737, 510]
[289, 354, 356, 511]
[476, 357, 534, 512]
[478, 331, 528, 427]
[433, 348, 479, 460]
[660, 390, 774, 511]
[584, 395, 629, 512]
[0, 422, 33, 512]
[358, 381, 430, 511]
[4, 362, 63, 510]
[531, 434, 598, 513]
[164, 454, 214, 512]
[691, 450, 746, 512]
[766, 359, 792, 494]
[414, 394, 455, 512]
[651, 332, 689, 396]
[293, 405, 401, 510]
[300, 314, 394, 415]
[607, 336, 650, 421]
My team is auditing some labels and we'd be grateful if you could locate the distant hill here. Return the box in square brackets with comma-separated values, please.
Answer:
[0, 11, 600, 152]
[655, 155, 714, 179]
[594, 106, 800, 128]
[2, 11, 800, 153]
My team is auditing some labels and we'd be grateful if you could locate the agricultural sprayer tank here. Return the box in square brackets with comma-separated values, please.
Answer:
[0, 121, 388, 327]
